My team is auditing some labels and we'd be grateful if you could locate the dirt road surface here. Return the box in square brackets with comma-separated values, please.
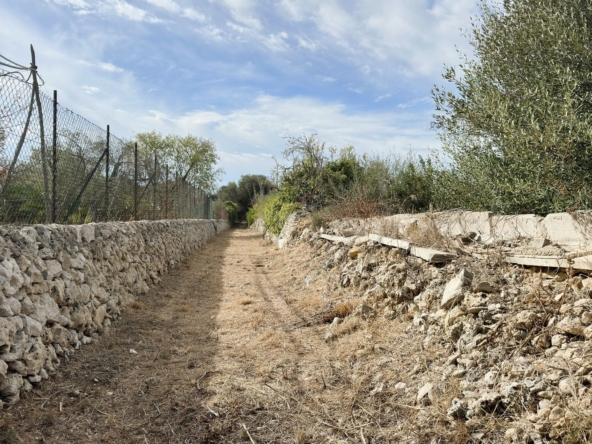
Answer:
[1, 228, 439, 444]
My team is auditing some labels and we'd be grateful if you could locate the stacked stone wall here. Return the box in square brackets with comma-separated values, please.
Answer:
[0, 219, 229, 404]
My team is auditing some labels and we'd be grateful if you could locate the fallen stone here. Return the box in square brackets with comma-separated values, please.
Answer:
[417, 382, 435, 405]
[447, 398, 467, 419]
[473, 282, 496, 293]
[514, 311, 537, 330]
[556, 317, 584, 336]
[368, 234, 411, 250]
[441, 270, 473, 309]
[394, 382, 407, 391]
[548, 405, 565, 423]
[348, 247, 361, 259]
[409, 246, 455, 264]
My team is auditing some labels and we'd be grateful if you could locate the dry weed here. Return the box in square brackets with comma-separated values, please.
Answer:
[130, 301, 145, 310]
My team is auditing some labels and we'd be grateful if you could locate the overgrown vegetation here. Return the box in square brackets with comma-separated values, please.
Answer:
[248, 135, 435, 234]
[216, 174, 273, 222]
[220, 0, 592, 230]
[432, 0, 592, 214]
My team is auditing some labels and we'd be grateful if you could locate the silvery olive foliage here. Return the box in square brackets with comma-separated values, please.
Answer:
[432, 0, 592, 214]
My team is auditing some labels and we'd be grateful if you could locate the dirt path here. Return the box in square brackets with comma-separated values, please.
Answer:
[2, 228, 433, 443]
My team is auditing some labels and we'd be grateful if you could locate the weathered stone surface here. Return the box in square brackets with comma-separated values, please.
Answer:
[514, 311, 537, 330]
[43, 260, 62, 281]
[556, 317, 585, 336]
[31, 294, 61, 325]
[0, 373, 23, 397]
[417, 382, 435, 405]
[0, 317, 23, 346]
[20, 315, 42, 337]
[473, 282, 496, 293]
[441, 270, 473, 309]
[0, 297, 21, 317]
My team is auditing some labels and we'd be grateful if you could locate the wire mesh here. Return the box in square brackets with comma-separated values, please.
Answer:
[0, 67, 214, 225]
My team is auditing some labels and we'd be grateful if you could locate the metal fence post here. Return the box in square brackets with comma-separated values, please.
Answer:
[52, 90, 57, 223]
[153, 153, 157, 220]
[134, 142, 138, 220]
[105, 125, 110, 220]
[174, 171, 178, 218]
[165, 165, 168, 219]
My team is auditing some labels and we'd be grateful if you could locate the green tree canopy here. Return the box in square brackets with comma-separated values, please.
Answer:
[277, 134, 360, 210]
[135, 131, 221, 193]
[216, 174, 273, 221]
[432, 0, 592, 214]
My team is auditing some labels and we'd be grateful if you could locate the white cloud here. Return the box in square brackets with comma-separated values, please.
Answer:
[145, 0, 179, 13]
[398, 96, 431, 108]
[262, 32, 290, 52]
[182, 8, 206, 22]
[196, 25, 230, 42]
[374, 93, 391, 102]
[52, 0, 89, 8]
[317, 75, 336, 82]
[83, 85, 101, 94]
[98, 62, 124, 72]
[276, 0, 478, 77]
[221, 0, 262, 31]
[297, 37, 317, 51]
[144, 0, 205, 21]
[77, 60, 124, 73]
[136, 94, 438, 180]
[104, 0, 162, 22]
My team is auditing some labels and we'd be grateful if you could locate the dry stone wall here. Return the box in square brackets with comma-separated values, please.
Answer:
[0, 219, 229, 405]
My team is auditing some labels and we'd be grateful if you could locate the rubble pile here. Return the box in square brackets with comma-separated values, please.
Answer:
[291, 221, 592, 443]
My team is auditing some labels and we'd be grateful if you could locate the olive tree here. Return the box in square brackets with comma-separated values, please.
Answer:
[432, 0, 592, 214]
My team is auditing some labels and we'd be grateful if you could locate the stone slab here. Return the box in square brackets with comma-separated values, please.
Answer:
[506, 254, 592, 271]
[490, 215, 545, 240]
[410, 246, 455, 263]
[320, 234, 356, 245]
[368, 234, 411, 250]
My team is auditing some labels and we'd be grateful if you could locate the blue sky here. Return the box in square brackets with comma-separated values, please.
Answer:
[1, 0, 479, 184]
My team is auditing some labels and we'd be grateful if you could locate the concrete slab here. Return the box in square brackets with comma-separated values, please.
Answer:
[320, 234, 356, 245]
[368, 234, 411, 250]
[506, 253, 592, 271]
[543, 213, 588, 245]
[410, 246, 455, 263]
[491, 215, 545, 240]
[433, 211, 493, 240]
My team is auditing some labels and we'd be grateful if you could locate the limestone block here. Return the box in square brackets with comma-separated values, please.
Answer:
[441, 270, 473, 309]
[31, 294, 61, 325]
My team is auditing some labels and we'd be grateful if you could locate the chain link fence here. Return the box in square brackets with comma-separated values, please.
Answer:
[0, 49, 214, 225]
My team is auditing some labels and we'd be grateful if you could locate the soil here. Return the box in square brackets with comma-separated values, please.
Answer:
[4, 225, 480, 443]
[0, 229, 359, 443]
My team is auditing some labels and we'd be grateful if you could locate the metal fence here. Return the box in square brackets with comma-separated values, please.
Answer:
[0, 48, 214, 225]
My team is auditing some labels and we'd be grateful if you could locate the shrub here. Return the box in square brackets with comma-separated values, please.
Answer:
[246, 207, 257, 227]
[223, 201, 239, 225]
[260, 192, 299, 236]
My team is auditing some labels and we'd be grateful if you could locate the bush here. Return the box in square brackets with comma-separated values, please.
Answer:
[246, 207, 257, 227]
[260, 192, 299, 236]
[223, 201, 239, 225]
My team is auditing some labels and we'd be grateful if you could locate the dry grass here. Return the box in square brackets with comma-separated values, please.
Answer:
[406, 214, 452, 249]
[130, 301, 145, 310]
[3, 228, 526, 443]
